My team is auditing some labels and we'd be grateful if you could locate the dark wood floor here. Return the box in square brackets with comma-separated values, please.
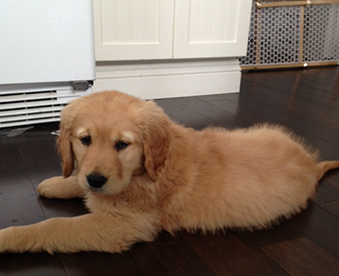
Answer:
[1, 67, 339, 276]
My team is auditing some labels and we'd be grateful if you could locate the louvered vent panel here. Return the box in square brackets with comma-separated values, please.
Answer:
[0, 89, 82, 128]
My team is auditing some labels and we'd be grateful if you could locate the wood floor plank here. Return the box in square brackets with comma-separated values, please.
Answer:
[0, 253, 67, 276]
[155, 98, 219, 129]
[0, 136, 46, 228]
[289, 203, 339, 259]
[39, 197, 88, 218]
[182, 231, 288, 276]
[243, 70, 339, 102]
[240, 78, 339, 131]
[235, 220, 303, 248]
[321, 201, 339, 219]
[239, 81, 339, 120]
[291, 203, 339, 237]
[174, 96, 250, 129]
[284, 67, 339, 85]
[130, 232, 218, 276]
[14, 125, 61, 188]
[129, 243, 174, 276]
[61, 251, 142, 276]
[261, 237, 339, 276]
[314, 180, 339, 205]
[205, 94, 280, 125]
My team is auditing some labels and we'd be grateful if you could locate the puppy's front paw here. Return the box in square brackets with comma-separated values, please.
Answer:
[0, 226, 45, 253]
[37, 176, 85, 199]
[37, 176, 65, 198]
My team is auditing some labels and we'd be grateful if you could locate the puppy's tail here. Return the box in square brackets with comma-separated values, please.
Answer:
[316, 160, 339, 181]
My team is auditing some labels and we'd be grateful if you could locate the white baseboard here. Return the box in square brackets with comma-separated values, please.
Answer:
[92, 58, 242, 99]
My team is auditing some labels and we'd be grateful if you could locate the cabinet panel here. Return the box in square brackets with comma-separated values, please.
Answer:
[173, 0, 252, 59]
[93, 0, 174, 61]
[101, 0, 159, 44]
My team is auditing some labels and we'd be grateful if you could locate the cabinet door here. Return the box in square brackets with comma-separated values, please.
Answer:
[93, 0, 174, 61]
[173, 0, 252, 59]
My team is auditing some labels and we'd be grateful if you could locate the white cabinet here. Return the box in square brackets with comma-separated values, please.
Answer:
[93, 0, 251, 60]
[93, 0, 174, 60]
[92, 0, 252, 98]
[174, 0, 252, 58]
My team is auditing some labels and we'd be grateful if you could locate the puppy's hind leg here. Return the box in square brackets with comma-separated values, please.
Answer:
[37, 176, 86, 199]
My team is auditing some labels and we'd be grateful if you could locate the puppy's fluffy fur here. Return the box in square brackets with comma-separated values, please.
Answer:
[1, 91, 338, 254]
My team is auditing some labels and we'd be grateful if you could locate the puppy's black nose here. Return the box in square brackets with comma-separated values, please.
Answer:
[87, 174, 107, 189]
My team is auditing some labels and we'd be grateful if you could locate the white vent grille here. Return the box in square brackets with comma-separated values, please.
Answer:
[0, 84, 88, 128]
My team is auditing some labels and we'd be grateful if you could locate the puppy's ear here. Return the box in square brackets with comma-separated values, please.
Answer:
[143, 102, 171, 182]
[57, 105, 75, 178]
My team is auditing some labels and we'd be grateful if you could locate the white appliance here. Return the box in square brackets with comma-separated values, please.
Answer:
[0, 0, 96, 128]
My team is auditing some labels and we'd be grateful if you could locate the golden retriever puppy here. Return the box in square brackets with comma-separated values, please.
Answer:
[0, 91, 338, 254]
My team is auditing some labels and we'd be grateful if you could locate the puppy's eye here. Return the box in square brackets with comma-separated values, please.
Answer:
[80, 136, 91, 146]
[115, 140, 129, 151]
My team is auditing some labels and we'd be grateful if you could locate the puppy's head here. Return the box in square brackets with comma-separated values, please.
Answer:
[58, 91, 171, 195]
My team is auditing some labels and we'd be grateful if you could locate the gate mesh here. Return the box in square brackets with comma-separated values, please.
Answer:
[303, 4, 339, 62]
[239, 1, 339, 68]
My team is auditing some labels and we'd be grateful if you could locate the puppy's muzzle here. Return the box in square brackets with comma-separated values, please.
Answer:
[87, 173, 107, 189]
